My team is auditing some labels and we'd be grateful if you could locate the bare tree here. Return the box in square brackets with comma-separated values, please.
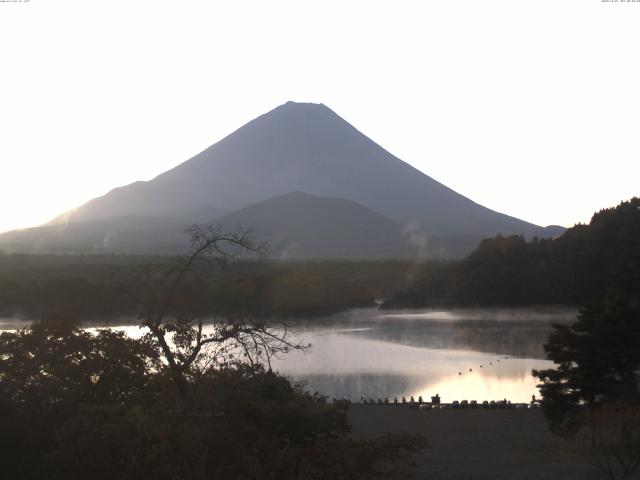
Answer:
[117, 224, 308, 403]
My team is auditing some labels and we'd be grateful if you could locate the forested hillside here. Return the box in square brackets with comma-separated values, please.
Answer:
[0, 256, 411, 320]
[385, 198, 640, 307]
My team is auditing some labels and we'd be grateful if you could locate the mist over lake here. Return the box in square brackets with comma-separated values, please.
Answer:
[1, 307, 573, 403]
[272, 308, 571, 403]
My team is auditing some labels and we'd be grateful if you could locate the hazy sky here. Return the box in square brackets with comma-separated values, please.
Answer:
[1, 0, 638, 233]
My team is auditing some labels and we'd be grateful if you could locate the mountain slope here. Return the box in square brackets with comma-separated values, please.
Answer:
[52, 101, 559, 239]
[0, 215, 190, 254]
[1, 191, 496, 258]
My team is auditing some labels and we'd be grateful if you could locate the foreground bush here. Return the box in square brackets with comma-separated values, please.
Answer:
[0, 318, 425, 479]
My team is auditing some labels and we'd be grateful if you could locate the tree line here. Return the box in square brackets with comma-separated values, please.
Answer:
[0, 254, 412, 321]
[533, 199, 640, 480]
[385, 198, 640, 308]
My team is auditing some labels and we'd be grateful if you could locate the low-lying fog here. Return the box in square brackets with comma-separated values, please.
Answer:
[1, 307, 576, 403]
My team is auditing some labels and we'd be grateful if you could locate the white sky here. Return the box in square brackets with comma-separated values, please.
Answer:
[1, 0, 639, 234]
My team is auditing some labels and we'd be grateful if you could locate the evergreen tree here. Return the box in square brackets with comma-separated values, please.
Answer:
[533, 207, 640, 431]
[533, 297, 640, 430]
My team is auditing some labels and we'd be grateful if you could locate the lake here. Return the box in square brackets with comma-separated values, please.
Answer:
[0, 307, 574, 404]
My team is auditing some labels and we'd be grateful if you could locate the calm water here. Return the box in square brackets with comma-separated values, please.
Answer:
[0, 307, 575, 403]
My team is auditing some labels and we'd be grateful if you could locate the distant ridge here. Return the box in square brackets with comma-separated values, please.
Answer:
[215, 191, 408, 259]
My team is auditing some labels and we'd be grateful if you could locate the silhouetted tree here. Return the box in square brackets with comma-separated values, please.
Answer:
[0, 318, 426, 479]
[116, 224, 308, 404]
[532, 205, 640, 477]
[532, 199, 640, 430]
[0, 314, 160, 478]
[0, 314, 159, 408]
[533, 296, 640, 430]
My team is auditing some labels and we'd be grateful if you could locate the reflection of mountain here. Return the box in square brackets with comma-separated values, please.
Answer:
[316, 307, 576, 359]
[343, 321, 556, 359]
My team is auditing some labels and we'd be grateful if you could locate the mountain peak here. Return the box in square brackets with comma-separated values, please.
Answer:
[267, 100, 335, 119]
[26, 101, 562, 257]
[282, 100, 327, 109]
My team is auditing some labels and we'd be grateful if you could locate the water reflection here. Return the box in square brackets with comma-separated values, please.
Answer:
[1, 308, 573, 403]
[272, 325, 553, 403]
[318, 307, 576, 360]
